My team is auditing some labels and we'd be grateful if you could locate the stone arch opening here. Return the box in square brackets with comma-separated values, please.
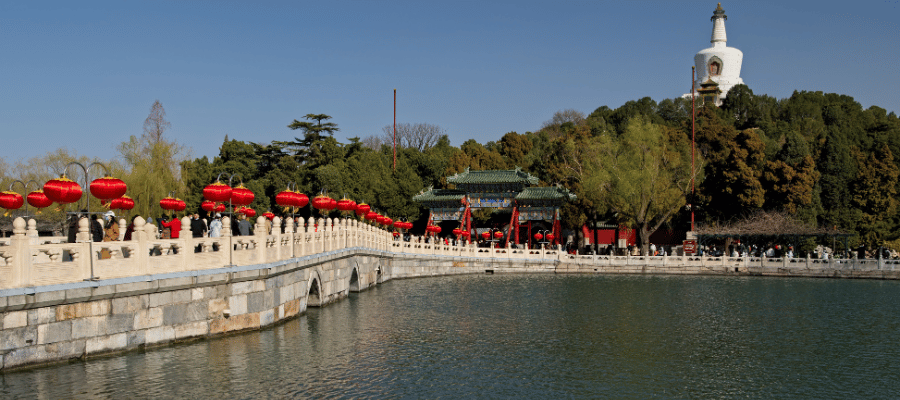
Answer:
[308, 277, 322, 307]
[349, 268, 360, 293]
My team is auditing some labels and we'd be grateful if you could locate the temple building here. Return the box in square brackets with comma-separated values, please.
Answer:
[413, 168, 575, 247]
[684, 3, 745, 105]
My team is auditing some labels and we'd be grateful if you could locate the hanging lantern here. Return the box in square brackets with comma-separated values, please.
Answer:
[355, 203, 370, 216]
[481, 231, 490, 240]
[215, 203, 227, 213]
[384, 217, 393, 227]
[493, 230, 503, 239]
[462, 231, 470, 238]
[433, 226, 441, 234]
[534, 233, 544, 241]
[312, 194, 335, 212]
[201, 200, 216, 212]
[231, 185, 254, 206]
[242, 208, 257, 218]
[546, 233, 555, 242]
[174, 198, 186, 212]
[26, 190, 53, 209]
[159, 196, 176, 210]
[111, 195, 135, 211]
[203, 181, 232, 203]
[263, 211, 275, 220]
[43, 175, 82, 204]
[392, 231, 400, 237]
[0, 191, 24, 210]
[294, 192, 309, 208]
[336, 198, 357, 214]
[89, 176, 127, 201]
[453, 228, 462, 237]
[276, 190, 295, 208]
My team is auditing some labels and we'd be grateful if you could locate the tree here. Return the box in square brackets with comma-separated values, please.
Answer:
[583, 117, 697, 255]
[380, 123, 445, 151]
[118, 100, 190, 218]
[279, 114, 340, 160]
[852, 144, 899, 247]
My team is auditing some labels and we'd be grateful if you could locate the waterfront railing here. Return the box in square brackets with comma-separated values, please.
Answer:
[2, 215, 899, 290]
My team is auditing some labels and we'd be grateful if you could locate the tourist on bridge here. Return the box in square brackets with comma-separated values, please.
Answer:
[160, 215, 180, 239]
[190, 213, 206, 238]
[209, 214, 222, 238]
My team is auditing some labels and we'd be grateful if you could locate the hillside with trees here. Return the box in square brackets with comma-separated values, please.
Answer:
[3, 88, 900, 253]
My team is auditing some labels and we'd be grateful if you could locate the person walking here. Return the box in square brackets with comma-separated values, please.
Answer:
[209, 214, 222, 238]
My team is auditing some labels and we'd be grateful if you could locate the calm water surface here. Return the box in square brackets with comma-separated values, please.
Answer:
[2, 274, 899, 399]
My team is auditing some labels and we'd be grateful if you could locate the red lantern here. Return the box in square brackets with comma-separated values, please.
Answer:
[159, 196, 176, 210]
[534, 233, 544, 241]
[355, 203, 370, 216]
[294, 192, 309, 208]
[433, 226, 441, 234]
[215, 203, 227, 213]
[111, 195, 135, 211]
[0, 191, 24, 210]
[392, 231, 400, 237]
[276, 190, 295, 207]
[481, 231, 490, 240]
[201, 200, 216, 212]
[493, 230, 503, 239]
[263, 211, 275, 220]
[384, 217, 393, 227]
[336, 198, 356, 213]
[453, 228, 462, 237]
[174, 199, 186, 212]
[203, 181, 232, 203]
[26, 190, 53, 209]
[43, 175, 82, 204]
[231, 185, 254, 206]
[365, 211, 378, 221]
[312, 195, 335, 212]
[89, 176, 127, 201]
[462, 231, 470, 237]
[243, 208, 257, 218]
[546, 233, 555, 242]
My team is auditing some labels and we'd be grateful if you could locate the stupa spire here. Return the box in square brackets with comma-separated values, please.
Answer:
[710, 3, 727, 44]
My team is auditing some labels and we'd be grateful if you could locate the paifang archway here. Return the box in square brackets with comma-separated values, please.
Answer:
[413, 168, 575, 248]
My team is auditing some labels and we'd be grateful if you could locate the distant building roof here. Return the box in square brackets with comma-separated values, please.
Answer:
[515, 186, 577, 202]
[412, 188, 466, 203]
[446, 167, 539, 186]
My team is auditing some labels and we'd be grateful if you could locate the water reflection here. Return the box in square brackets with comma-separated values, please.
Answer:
[2, 275, 900, 399]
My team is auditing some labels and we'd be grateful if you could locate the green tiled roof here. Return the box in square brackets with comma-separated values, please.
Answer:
[413, 189, 466, 203]
[515, 187, 577, 202]
[446, 168, 539, 185]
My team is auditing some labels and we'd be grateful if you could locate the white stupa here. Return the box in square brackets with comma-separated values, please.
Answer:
[685, 3, 744, 105]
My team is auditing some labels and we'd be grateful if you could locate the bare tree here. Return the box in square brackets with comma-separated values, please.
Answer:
[541, 109, 586, 130]
[361, 135, 385, 150]
[143, 99, 172, 144]
[380, 123, 445, 151]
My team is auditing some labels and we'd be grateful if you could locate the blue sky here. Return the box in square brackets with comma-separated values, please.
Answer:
[2, 1, 898, 164]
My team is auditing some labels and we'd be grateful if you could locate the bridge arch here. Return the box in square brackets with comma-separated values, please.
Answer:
[307, 271, 323, 307]
[349, 267, 360, 293]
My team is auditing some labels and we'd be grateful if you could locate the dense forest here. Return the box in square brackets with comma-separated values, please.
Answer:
[3, 86, 900, 252]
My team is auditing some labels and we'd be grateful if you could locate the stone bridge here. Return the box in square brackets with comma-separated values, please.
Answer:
[0, 215, 898, 370]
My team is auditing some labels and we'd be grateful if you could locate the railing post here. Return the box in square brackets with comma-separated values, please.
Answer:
[10, 218, 31, 287]
[134, 217, 150, 276]
[180, 216, 193, 270]
[254, 216, 267, 262]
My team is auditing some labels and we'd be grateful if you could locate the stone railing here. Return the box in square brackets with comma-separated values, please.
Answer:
[2, 214, 899, 290]
[0, 215, 392, 290]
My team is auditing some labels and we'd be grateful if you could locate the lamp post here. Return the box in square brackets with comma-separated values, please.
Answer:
[534, 229, 551, 250]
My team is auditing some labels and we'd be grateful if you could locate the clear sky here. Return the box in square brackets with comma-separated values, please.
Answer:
[2, 1, 898, 164]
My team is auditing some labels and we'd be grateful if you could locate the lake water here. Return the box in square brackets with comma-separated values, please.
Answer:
[2, 274, 899, 399]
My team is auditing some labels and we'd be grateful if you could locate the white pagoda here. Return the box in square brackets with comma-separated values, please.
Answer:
[685, 3, 745, 105]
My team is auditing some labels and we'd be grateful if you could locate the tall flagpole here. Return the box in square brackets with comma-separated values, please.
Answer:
[691, 66, 696, 232]
[393, 89, 397, 171]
